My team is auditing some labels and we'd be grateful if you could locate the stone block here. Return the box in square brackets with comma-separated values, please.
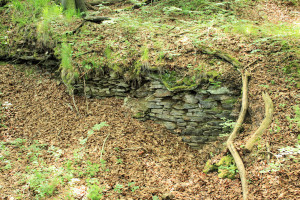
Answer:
[188, 122, 198, 127]
[183, 103, 198, 109]
[177, 122, 187, 127]
[182, 127, 195, 135]
[163, 122, 177, 130]
[199, 99, 217, 109]
[189, 116, 206, 122]
[183, 94, 198, 104]
[170, 109, 185, 116]
[172, 94, 183, 100]
[207, 121, 223, 126]
[148, 102, 163, 109]
[151, 109, 163, 114]
[208, 86, 231, 95]
[150, 81, 164, 89]
[210, 95, 232, 101]
[172, 103, 184, 109]
[156, 114, 176, 122]
[117, 82, 129, 88]
[154, 89, 172, 97]
[158, 101, 173, 108]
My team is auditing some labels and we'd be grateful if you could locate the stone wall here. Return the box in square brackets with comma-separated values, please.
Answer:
[74, 73, 240, 149]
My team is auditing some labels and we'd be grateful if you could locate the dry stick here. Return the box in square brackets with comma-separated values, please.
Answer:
[226, 71, 250, 200]
[245, 92, 274, 151]
[100, 133, 111, 162]
[83, 78, 89, 115]
[71, 90, 80, 116]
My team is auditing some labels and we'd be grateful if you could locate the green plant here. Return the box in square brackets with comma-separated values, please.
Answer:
[259, 162, 281, 173]
[128, 182, 139, 192]
[27, 167, 63, 198]
[287, 105, 300, 127]
[87, 184, 104, 200]
[116, 158, 123, 164]
[220, 117, 236, 135]
[152, 196, 160, 200]
[86, 161, 100, 177]
[114, 183, 123, 193]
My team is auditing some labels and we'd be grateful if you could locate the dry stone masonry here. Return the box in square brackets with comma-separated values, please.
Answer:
[74, 73, 240, 149]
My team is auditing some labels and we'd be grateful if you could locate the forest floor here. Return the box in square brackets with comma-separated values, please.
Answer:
[0, 0, 300, 199]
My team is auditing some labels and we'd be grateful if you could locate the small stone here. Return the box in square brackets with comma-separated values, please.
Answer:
[117, 82, 129, 88]
[199, 99, 217, 109]
[163, 122, 177, 130]
[183, 94, 198, 104]
[172, 103, 184, 109]
[188, 122, 198, 127]
[170, 109, 185, 116]
[177, 122, 187, 127]
[151, 109, 163, 114]
[154, 89, 172, 97]
[158, 101, 173, 108]
[148, 102, 163, 109]
[183, 103, 198, 109]
[208, 86, 231, 95]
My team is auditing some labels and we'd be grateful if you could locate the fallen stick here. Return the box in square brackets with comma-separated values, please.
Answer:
[227, 70, 250, 200]
[245, 92, 274, 151]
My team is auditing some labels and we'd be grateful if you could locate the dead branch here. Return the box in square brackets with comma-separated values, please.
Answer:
[227, 71, 250, 200]
[245, 92, 274, 151]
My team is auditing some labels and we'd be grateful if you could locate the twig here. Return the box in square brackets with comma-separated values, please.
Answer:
[71, 90, 80, 116]
[83, 78, 89, 115]
[226, 70, 250, 200]
[100, 132, 111, 162]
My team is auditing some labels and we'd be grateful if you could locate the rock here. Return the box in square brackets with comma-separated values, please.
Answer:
[183, 103, 198, 109]
[156, 113, 176, 122]
[188, 122, 198, 127]
[150, 81, 164, 89]
[170, 109, 185, 116]
[148, 102, 163, 109]
[177, 122, 187, 127]
[172, 103, 184, 109]
[151, 109, 163, 114]
[199, 99, 217, 109]
[208, 86, 231, 95]
[183, 94, 198, 104]
[154, 89, 172, 97]
[117, 82, 129, 88]
[157, 101, 173, 108]
[163, 122, 177, 130]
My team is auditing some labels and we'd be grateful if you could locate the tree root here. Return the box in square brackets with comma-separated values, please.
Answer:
[226, 70, 250, 200]
[245, 92, 274, 151]
[196, 45, 242, 69]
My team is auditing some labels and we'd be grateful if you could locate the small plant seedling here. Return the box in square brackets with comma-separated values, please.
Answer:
[128, 182, 139, 192]
[114, 183, 123, 193]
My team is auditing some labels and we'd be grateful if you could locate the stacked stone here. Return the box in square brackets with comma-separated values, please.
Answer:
[74, 76, 239, 149]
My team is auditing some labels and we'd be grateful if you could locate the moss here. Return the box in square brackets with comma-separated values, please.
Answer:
[133, 112, 144, 119]
[211, 107, 223, 114]
[222, 98, 237, 105]
[203, 160, 217, 173]
[162, 80, 198, 92]
[216, 156, 237, 179]
[217, 156, 234, 166]
[218, 168, 236, 179]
